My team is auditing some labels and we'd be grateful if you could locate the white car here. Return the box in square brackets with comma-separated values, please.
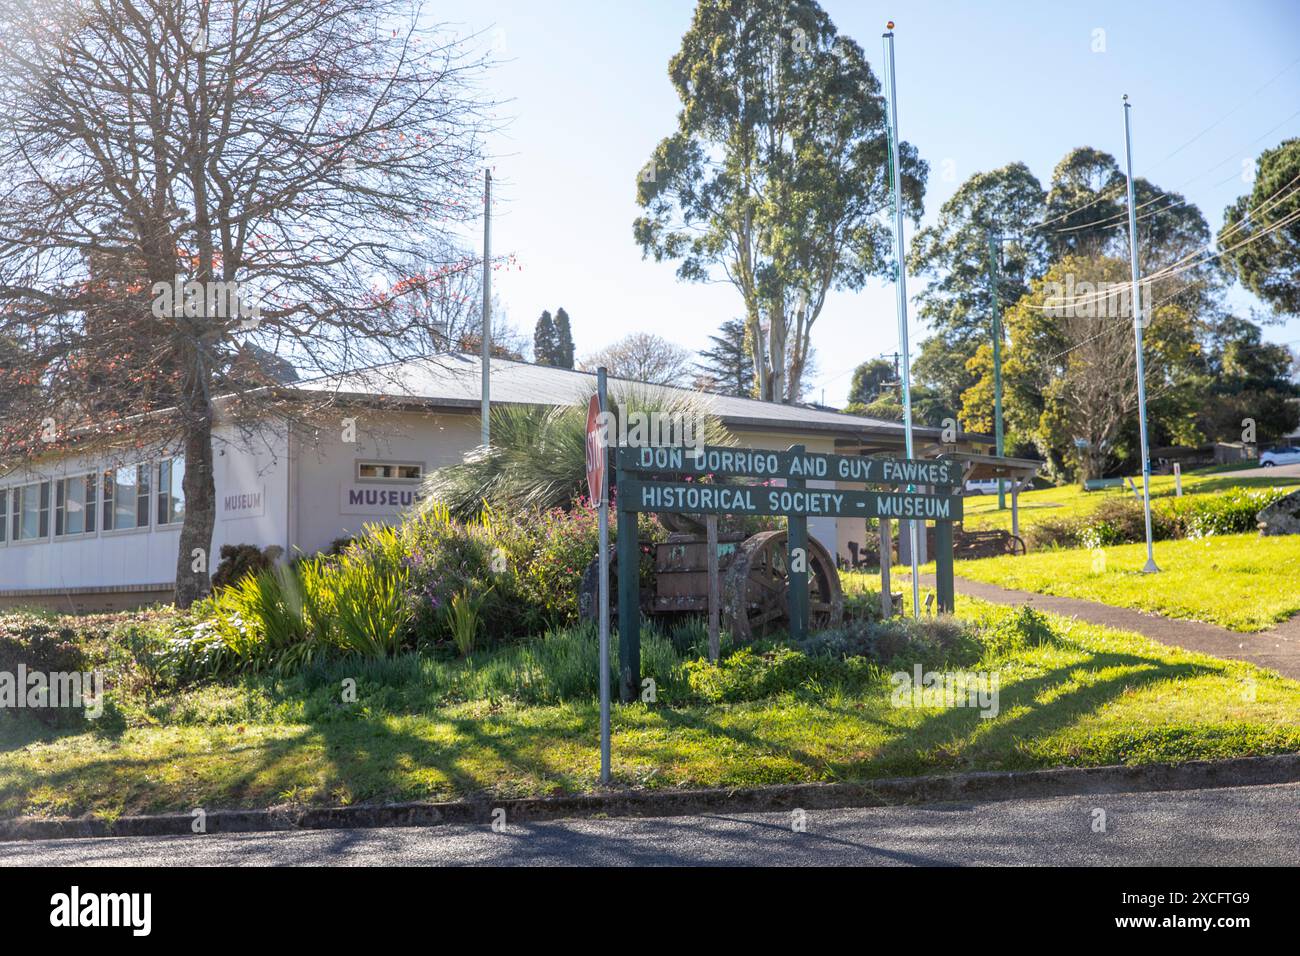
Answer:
[1261, 446, 1300, 467]
[964, 478, 1003, 495]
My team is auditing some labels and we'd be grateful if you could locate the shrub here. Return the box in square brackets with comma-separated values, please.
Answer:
[0, 613, 92, 727]
[1159, 487, 1290, 538]
[980, 606, 1059, 657]
[682, 646, 878, 703]
[173, 551, 413, 679]
[1025, 487, 1292, 551]
[1025, 515, 1086, 550]
[210, 543, 285, 592]
[446, 586, 491, 657]
[801, 615, 983, 670]
[0, 613, 85, 675]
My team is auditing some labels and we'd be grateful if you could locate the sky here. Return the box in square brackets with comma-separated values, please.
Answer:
[432, 0, 1300, 406]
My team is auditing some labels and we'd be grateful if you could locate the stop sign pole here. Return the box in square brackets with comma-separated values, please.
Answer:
[588, 368, 611, 785]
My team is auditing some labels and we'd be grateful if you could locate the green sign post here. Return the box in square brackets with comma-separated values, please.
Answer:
[613, 444, 961, 703]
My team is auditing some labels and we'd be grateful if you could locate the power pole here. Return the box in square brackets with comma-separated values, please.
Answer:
[883, 22, 921, 619]
[987, 232, 1006, 509]
[1121, 96, 1159, 573]
[480, 169, 492, 447]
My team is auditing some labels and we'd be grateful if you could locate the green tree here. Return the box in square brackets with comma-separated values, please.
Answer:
[1198, 315, 1300, 443]
[1220, 138, 1300, 316]
[552, 307, 576, 368]
[1000, 257, 1202, 483]
[533, 310, 557, 365]
[634, 0, 925, 403]
[908, 163, 1046, 416]
[695, 318, 754, 397]
[847, 358, 895, 406]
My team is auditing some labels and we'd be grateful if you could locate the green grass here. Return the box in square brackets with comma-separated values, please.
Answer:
[963, 467, 1300, 533]
[3, 599, 1298, 819]
[945, 533, 1300, 632]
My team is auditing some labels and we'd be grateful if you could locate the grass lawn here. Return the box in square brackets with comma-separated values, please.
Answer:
[946, 533, 1300, 632]
[3, 599, 1298, 820]
[961, 467, 1300, 533]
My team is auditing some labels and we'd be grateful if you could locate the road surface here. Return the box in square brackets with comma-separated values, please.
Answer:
[2, 783, 1297, 866]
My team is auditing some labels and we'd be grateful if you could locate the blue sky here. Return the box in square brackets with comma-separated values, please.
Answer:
[435, 0, 1300, 404]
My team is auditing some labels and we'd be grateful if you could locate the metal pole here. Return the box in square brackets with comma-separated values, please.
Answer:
[480, 169, 492, 447]
[883, 24, 920, 618]
[1122, 96, 1159, 574]
[987, 233, 1006, 510]
[596, 367, 611, 784]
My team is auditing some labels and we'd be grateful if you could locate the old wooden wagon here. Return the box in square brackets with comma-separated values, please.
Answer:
[579, 525, 844, 642]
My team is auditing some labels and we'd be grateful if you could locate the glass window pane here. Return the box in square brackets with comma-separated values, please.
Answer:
[20, 483, 44, 540]
[114, 467, 140, 530]
[85, 475, 97, 534]
[137, 464, 151, 527]
[168, 458, 185, 524]
[64, 478, 86, 535]
[0, 489, 6, 543]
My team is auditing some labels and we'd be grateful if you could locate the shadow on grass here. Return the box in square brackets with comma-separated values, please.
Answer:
[0, 638, 1248, 818]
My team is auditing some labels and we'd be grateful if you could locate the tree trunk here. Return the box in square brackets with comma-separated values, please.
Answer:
[174, 410, 217, 607]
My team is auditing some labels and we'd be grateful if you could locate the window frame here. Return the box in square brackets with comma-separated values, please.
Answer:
[355, 460, 424, 483]
[102, 463, 152, 534]
[54, 472, 99, 539]
[156, 457, 186, 527]
[10, 480, 51, 544]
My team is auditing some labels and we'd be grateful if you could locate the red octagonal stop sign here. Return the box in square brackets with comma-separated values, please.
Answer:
[586, 394, 606, 504]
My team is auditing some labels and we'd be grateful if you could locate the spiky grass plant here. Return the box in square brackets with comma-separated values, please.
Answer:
[420, 384, 732, 519]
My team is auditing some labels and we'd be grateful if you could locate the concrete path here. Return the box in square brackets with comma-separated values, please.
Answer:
[913, 573, 1300, 680]
[4, 783, 1296, 866]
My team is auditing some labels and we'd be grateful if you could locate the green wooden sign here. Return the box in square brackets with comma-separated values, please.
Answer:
[610, 442, 959, 704]
[621, 480, 963, 521]
[617, 445, 961, 487]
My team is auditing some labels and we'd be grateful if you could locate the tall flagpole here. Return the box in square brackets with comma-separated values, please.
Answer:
[883, 22, 921, 618]
[480, 169, 492, 447]
[1121, 96, 1159, 573]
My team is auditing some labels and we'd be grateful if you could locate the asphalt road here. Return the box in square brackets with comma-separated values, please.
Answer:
[3, 783, 1297, 866]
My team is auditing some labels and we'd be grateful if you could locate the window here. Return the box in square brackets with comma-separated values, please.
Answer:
[0, 489, 6, 544]
[157, 457, 186, 526]
[356, 461, 423, 482]
[55, 474, 98, 537]
[102, 464, 151, 531]
[11, 481, 50, 541]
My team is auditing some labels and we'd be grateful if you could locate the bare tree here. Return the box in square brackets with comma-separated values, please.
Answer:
[581, 332, 694, 386]
[0, 0, 495, 604]
[395, 239, 528, 359]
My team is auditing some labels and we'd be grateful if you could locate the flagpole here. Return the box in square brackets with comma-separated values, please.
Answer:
[1121, 96, 1159, 573]
[480, 169, 492, 447]
[883, 22, 921, 618]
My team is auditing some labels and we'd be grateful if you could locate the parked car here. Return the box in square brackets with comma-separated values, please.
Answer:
[1260, 446, 1300, 467]
[964, 478, 1002, 495]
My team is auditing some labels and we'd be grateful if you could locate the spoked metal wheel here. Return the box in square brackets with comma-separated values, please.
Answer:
[722, 530, 843, 641]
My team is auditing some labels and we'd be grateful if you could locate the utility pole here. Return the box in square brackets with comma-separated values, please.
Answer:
[1122, 96, 1159, 573]
[480, 169, 492, 447]
[883, 22, 921, 618]
[987, 232, 1006, 510]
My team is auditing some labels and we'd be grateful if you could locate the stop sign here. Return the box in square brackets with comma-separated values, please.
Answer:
[586, 394, 606, 504]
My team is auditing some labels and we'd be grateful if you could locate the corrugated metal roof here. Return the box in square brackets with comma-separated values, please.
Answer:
[295, 352, 955, 440]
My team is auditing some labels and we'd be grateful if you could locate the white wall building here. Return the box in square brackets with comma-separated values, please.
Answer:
[0, 354, 987, 610]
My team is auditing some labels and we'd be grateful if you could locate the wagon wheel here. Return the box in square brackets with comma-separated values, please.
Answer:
[722, 530, 843, 642]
